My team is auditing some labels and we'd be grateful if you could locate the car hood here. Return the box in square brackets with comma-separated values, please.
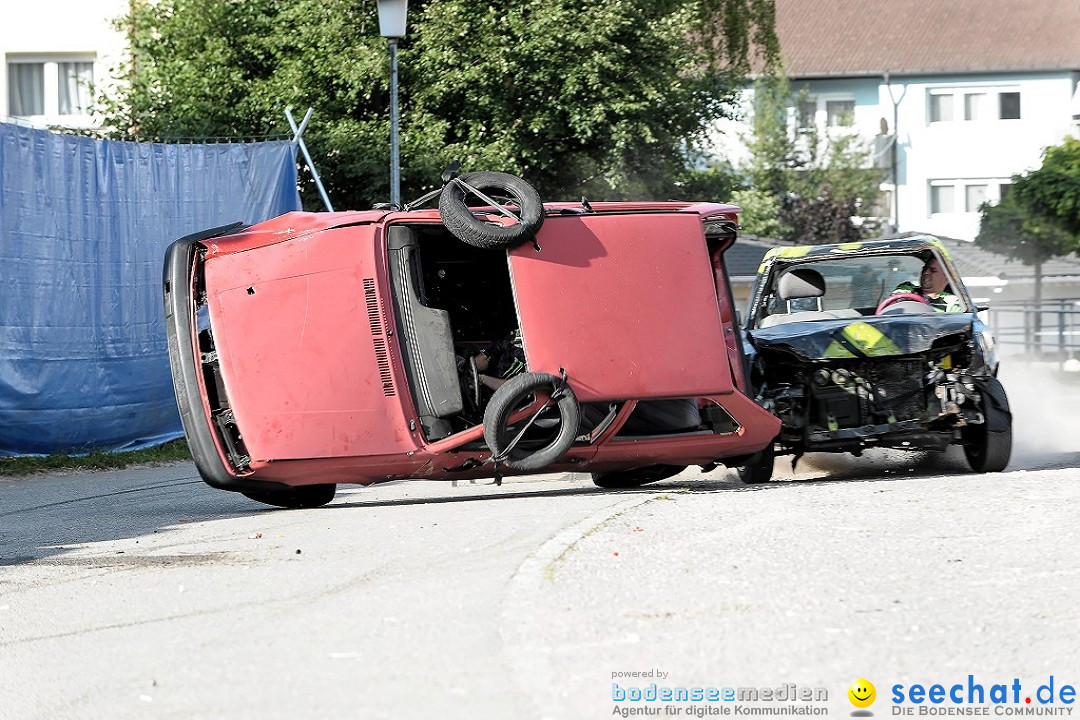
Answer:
[747, 314, 975, 360]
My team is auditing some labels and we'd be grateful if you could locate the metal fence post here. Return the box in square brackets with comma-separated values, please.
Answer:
[1024, 307, 1034, 356]
[286, 106, 335, 212]
[1060, 301, 1067, 356]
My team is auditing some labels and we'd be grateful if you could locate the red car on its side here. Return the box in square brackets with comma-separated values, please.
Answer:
[163, 172, 778, 507]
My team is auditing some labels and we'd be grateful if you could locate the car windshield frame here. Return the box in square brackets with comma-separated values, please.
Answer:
[745, 243, 976, 331]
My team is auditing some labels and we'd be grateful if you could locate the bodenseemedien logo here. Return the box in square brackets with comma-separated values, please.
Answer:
[609, 679, 830, 716]
[849, 679, 877, 715]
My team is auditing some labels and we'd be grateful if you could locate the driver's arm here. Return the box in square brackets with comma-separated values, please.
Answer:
[473, 352, 491, 372]
[942, 294, 964, 313]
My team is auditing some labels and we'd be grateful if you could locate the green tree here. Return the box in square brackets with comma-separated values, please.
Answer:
[778, 186, 864, 245]
[743, 74, 794, 198]
[675, 158, 742, 204]
[1011, 136, 1080, 237]
[729, 188, 782, 237]
[977, 189, 1074, 351]
[976, 191, 1074, 307]
[977, 137, 1080, 314]
[738, 75, 882, 243]
[101, 0, 779, 210]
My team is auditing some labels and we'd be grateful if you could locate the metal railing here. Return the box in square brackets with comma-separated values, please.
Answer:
[985, 299, 1080, 358]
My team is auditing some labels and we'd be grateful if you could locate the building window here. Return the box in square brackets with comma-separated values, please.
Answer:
[931, 179, 1011, 214]
[797, 98, 817, 131]
[793, 95, 856, 132]
[929, 87, 1021, 123]
[826, 99, 855, 127]
[930, 185, 955, 214]
[58, 62, 94, 115]
[964, 93, 989, 121]
[930, 93, 954, 122]
[999, 91, 1021, 120]
[965, 184, 989, 212]
[8, 62, 45, 116]
[6, 57, 95, 119]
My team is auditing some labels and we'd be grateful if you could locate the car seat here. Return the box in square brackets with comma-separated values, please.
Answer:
[759, 268, 840, 327]
[386, 226, 464, 439]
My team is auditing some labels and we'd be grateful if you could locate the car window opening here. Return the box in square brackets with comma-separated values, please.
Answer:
[757, 255, 937, 327]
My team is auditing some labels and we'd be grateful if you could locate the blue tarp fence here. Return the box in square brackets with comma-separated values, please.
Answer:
[0, 122, 302, 456]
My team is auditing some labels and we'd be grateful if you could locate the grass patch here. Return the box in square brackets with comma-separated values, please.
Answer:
[0, 439, 192, 477]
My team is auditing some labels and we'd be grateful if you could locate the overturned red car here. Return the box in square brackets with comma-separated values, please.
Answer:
[163, 172, 778, 507]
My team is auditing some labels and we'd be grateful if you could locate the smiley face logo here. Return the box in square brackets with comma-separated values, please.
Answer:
[848, 679, 876, 708]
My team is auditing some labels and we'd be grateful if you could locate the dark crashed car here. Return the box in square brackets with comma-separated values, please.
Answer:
[739, 236, 1012, 482]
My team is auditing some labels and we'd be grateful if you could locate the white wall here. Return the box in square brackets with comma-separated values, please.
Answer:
[892, 72, 1076, 241]
[1, 0, 128, 128]
[709, 71, 1078, 242]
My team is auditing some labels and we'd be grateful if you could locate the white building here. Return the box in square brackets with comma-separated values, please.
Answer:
[712, 0, 1080, 241]
[1, 0, 128, 129]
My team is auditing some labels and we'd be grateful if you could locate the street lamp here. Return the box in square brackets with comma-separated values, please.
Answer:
[884, 71, 907, 235]
[377, 0, 408, 208]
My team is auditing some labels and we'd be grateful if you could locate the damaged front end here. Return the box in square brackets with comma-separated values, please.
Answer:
[747, 314, 998, 455]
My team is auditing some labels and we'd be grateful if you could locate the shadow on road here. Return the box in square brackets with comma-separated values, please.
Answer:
[4, 426, 1077, 569]
[0, 464, 258, 567]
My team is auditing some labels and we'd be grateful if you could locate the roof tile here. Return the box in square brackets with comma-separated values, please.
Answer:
[774, 0, 1080, 77]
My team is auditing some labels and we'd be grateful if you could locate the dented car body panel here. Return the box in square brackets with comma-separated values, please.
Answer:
[164, 200, 779, 499]
[748, 314, 977, 360]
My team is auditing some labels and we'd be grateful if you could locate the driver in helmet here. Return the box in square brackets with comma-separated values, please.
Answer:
[891, 257, 963, 313]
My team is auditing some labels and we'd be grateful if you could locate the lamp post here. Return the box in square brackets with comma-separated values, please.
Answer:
[377, 0, 408, 209]
[884, 71, 907, 234]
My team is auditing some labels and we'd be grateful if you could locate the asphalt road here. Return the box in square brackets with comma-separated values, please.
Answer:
[1, 363, 1078, 720]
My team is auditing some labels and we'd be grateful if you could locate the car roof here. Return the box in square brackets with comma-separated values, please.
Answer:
[760, 236, 951, 268]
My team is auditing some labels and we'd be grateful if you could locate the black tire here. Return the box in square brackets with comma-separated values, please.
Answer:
[591, 464, 686, 489]
[963, 379, 1012, 472]
[439, 172, 544, 249]
[483, 372, 580, 471]
[964, 423, 1012, 473]
[737, 442, 775, 484]
[241, 483, 337, 509]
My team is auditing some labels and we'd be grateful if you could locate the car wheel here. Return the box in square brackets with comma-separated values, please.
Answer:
[483, 372, 579, 471]
[964, 423, 1012, 473]
[737, 442, 775, 484]
[591, 464, 686, 489]
[439, 172, 544, 249]
[241, 483, 337, 509]
[963, 380, 1012, 472]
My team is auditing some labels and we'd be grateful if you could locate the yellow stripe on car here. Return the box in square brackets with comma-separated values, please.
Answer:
[823, 322, 904, 359]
